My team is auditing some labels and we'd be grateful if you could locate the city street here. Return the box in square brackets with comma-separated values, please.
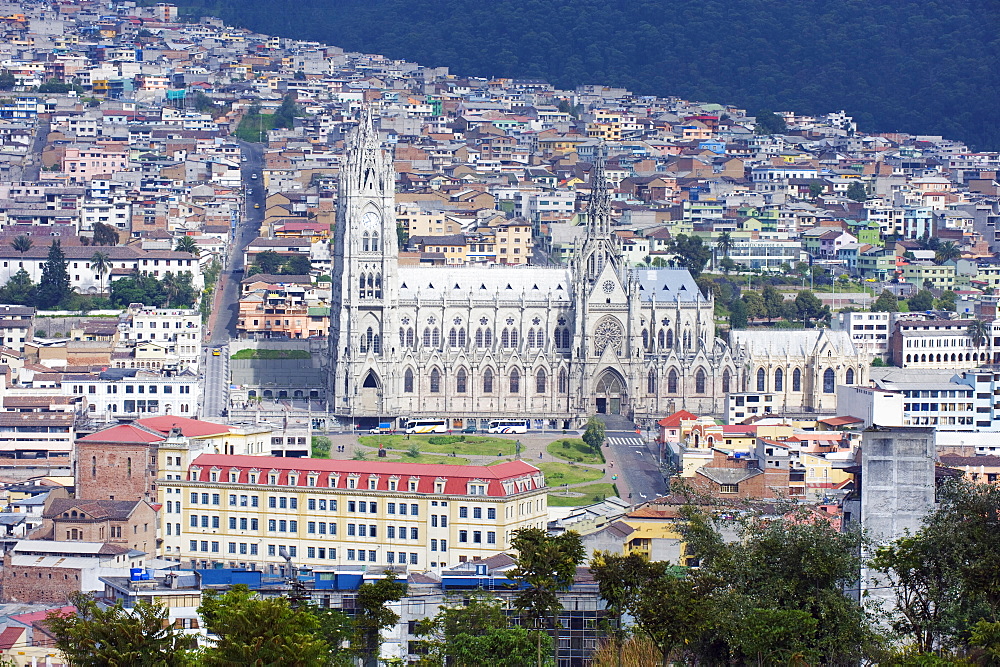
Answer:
[605, 430, 669, 501]
[201, 346, 229, 419]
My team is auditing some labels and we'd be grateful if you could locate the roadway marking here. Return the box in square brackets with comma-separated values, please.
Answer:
[607, 437, 645, 446]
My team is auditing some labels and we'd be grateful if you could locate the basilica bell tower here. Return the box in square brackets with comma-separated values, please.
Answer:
[329, 110, 399, 419]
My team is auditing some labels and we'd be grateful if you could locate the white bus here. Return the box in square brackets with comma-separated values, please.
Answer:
[404, 419, 448, 434]
[487, 419, 529, 434]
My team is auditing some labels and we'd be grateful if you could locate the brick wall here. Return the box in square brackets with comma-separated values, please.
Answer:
[75, 442, 158, 501]
[0, 555, 82, 604]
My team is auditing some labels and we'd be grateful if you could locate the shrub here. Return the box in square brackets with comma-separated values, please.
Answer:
[427, 435, 463, 445]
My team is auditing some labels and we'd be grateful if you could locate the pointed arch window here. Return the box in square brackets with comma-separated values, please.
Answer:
[458, 328, 467, 347]
[406, 328, 414, 348]
[642, 329, 649, 350]
[722, 369, 731, 393]
[846, 368, 855, 385]
[432, 328, 441, 348]
[510, 329, 519, 347]
[359, 273, 366, 293]
[484, 328, 493, 347]
[756, 368, 766, 392]
[509, 368, 520, 393]
[792, 368, 802, 392]
[371, 232, 379, 252]
[647, 369, 656, 394]
[823, 368, 835, 393]
[456, 368, 468, 393]
[403, 368, 414, 393]
[374, 273, 382, 298]
[373, 333, 381, 354]
[536, 368, 547, 393]
[558, 368, 568, 393]
[695, 368, 706, 394]
[668, 369, 678, 393]
[422, 327, 431, 347]
[448, 328, 458, 348]
[501, 329, 510, 348]
[399, 327, 405, 348]
[430, 368, 441, 393]
[666, 329, 674, 348]
[475, 328, 484, 348]
[657, 329, 665, 348]
[362, 232, 370, 252]
[483, 368, 494, 393]
[774, 368, 784, 392]
[527, 329, 536, 348]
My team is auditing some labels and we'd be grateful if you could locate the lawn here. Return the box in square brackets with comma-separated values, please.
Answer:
[357, 434, 517, 456]
[546, 438, 604, 464]
[547, 483, 620, 507]
[231, 348, 310, 360]
[384, 453, 471, 465]
[537, 462, 603, 487]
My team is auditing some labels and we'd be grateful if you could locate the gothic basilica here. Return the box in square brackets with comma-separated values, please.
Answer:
[327, 113, 740, 430]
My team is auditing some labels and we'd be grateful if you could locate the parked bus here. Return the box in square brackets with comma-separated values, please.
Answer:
[404, 419, 448, 434]
[487, 419, 529, 434]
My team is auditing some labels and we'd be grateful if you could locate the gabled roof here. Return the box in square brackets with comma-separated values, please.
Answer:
[76, 423, 165, 444]
[658, 410, 698, 428]
[135, 415, 232, 438]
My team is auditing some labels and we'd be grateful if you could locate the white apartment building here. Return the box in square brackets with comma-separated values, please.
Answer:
[889, 319, 996, 368]
[63, 369, 199, 422]
[120, 305, 202, 372]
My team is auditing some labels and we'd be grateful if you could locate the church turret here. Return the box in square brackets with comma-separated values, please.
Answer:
[329, 109, 398, 417]
[578, 143, 621, 284]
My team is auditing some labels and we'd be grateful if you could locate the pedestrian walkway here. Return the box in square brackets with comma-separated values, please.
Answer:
[606, 436, 644, 447]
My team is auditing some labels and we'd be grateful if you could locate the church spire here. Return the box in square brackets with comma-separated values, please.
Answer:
[588, 142, 611, 238]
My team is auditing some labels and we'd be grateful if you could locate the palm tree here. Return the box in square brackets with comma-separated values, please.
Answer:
[968, 318, 991, 353]
[161, 273, 178, 308]
[935, 241, 961, 264]
[11, 235, 32, 255]
[714, 231, 733, 272]
[174, 236, 199, 256]
[89, 251, 110, 296]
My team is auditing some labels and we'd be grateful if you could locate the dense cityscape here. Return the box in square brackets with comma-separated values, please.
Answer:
[0, 0, 995, 664]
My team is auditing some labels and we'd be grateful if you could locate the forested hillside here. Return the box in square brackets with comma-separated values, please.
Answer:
[174, 0, 999, 149]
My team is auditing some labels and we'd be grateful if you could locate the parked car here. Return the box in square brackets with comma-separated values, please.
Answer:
[461, 424, 478, 434]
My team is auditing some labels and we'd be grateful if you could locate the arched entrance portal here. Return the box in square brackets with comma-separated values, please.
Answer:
[360, 370, 382, 413]
[595, 369, 626, 415]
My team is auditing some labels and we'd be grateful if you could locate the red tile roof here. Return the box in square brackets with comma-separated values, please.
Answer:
[0, 627, 23, 651]
[188, 454, 544, 497]
[77, 423, 165, 444]
[136, 416, 232, 438]
[657, 410, 699, 428]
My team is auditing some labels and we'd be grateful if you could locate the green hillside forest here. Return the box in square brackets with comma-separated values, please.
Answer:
[175, 0, 999, 150]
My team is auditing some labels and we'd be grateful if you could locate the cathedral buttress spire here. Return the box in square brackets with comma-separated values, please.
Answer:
[588, 142, 611, 238]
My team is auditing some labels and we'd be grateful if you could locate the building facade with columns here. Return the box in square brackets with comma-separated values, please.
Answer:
[327, 114, 737, 429]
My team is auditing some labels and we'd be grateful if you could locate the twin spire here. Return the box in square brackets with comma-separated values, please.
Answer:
[587, 142, 612, 238]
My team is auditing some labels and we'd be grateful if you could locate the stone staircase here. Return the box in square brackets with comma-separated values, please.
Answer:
[594, 413, 636, 432]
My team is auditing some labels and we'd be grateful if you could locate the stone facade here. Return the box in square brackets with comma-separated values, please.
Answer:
[328, 115, 736, 428]
[74, 424, 162, 501]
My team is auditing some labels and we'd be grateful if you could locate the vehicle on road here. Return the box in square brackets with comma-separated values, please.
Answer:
[487, 418, 529, 434]
[254, 203, 260, 208]
[404, 419, 447, 434]
[461, 424, 478, 434]
[242, 156, 247, 162]
[251, 173, 258, 179]
[212, 349, 221, 356]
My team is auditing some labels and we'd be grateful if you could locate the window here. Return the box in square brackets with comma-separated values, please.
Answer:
[455, 368, 468, 393]
[667, 369, 678, 393]
[558, 368, 568, 393]
[824, 368, 836, 393]
[473, 531, 482, 543]
[774, 368, 783, 392]
[509, 368, 520, 393]
[430, 368, 441, 393]
[473, 507, 482, 519]
[387, 502, 395, 514]
[647, 369, 656, 393]
[404, 368, 414, 393]
[487, 531, 496, 544]
[410, 504, 418, 516]
[487, 508, 496, 519]
[792, 368, 801, 392]
[536, 368, 546, 393]
[695, 368, 706, 394]
[720, 484, 739, 494]
[483, 368, 494, 393]
[459, 506, 468, 518]
[846, 368, 855, 384]
[756, 368, 766, 392]
[459, 530, 468, 543]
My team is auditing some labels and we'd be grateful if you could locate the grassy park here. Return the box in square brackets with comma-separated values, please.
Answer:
[547, 483, 619, 507]
[357, 434, 518, 456]
[546, 438, 604, 464]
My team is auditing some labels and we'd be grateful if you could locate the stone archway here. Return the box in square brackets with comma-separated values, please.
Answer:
[360, 370, 382, 413]
[594, 368, 627, 415]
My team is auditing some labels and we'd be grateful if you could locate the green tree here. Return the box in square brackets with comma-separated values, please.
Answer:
[110, 272, 166, 308]
[908, 289, 934, 312]
[353, 570, 407, 667]
[0, 269, 36, 305]
[968, 318, 991, 350]
[90, 251, 111, 296]
[753, 109, 786, 135]
[742, 291, 765, 319]
[872, 290, 899, 312]
[719, 256, 736, 275]
[252, 249, 283, 275]
[935, 241, 962, 264]
[281, 254, 312, 275]
[845, 180, 868, 202]
[759, 284, 785, 320]
[808, 180, 825, 197]
[591, 552, 667, 666]
[311, 435, 331, 457]
[666, 234, 712, 278]
[36, 240, 71, 308]
[198, 584, 329, 666]
[728, 297, 747, 329]
[581, 416, 605, 455]
[794, 290, 830, 327]
[93, 221, 120, 246]
[632, 568, 713, 666]
[510, 527, 586, 667]
[174, 236, 200, 256]
[937, 289, 958, 311]
[46, 593, 191, 666]
[10, 234, 32, 254]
